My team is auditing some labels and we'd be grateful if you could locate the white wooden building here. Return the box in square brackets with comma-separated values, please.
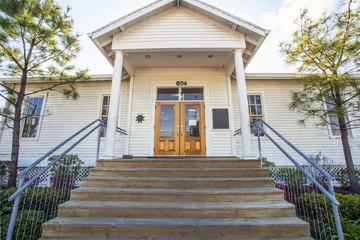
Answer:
[1, 0, 359, 166]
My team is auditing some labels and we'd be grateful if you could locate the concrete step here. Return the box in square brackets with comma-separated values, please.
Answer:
[89, 167, 269, 178]
[42, 217, 311, 238]
[70, 187, 285, 202]
[80, 176, 275, 188]
[58, 200, 296, 218]
[40, 237, 314, 240]
[96, 158, 261, 169]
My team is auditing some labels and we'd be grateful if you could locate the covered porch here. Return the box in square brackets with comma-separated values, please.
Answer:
[87, 0, 269, 159]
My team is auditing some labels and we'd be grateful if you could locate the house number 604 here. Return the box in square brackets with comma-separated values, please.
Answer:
[176, 81, 187, 86]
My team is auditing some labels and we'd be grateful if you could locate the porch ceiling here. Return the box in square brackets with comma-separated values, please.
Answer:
[128, 50, 232, 68]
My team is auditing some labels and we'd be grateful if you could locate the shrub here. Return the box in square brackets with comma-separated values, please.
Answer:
[327, 216, 360, 240]
[48, 154, 84, 188]
[335, 168, 360, 189]
[0, 160, 10, 176]
[261, 157, 276, 168]
[297, 192, 360, 221]
[1, 210, 44, 240]
[0, 187, 71, 239]
[277, 167, 307, 186]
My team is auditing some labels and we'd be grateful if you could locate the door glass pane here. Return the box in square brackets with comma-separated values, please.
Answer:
[181, 88, 204, 100]
[157, 88, 179, 101]
[185, 105, 200, 137]
[160, 105, 175, 137]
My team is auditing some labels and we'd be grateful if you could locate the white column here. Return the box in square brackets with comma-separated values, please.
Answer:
[234, 49, 254, 158]
[104, 50, 124, 158]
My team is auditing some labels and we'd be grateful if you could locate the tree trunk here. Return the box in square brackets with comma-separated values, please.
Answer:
[335, 87, 360, 194]
[7, 72, 27, 188]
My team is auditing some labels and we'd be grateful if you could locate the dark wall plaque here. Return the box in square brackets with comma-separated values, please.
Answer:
[212, 109, 229, 129]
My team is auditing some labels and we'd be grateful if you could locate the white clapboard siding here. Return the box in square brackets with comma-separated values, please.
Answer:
[232, 79, 360, 165]
[129, 68, 233, 156]
[113, 7, 244, 50]
[0, 80, 129, 166]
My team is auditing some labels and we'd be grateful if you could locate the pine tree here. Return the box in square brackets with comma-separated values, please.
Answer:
[0, 0, 88, 187]
[280, 0, 360, 193]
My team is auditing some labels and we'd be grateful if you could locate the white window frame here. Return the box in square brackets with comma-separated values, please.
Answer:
[97, 93, 123, 140]
[20, 94, 47, 141]
[324, 101, 354, 139]
[99, 94, 110, 138]
[247, 92, 266, 137]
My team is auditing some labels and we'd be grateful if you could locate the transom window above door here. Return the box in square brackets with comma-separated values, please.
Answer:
[157, 88, 204, 101]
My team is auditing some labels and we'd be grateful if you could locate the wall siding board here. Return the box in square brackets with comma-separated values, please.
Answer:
[113, 7, 244, 50]
[0, 81, 129, 166]
[129, 68, 232, 157]
[1, 74, 359, 166]
[231, 79, 360, 165]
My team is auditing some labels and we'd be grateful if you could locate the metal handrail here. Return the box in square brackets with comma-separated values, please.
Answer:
[233, 128, 241, 136]
[6, 118, 127, 240]
[253, 118, 344, 240]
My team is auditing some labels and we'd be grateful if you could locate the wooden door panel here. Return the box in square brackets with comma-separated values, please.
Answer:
[180, 102, 205, 156]
[154, 102, 179, 155]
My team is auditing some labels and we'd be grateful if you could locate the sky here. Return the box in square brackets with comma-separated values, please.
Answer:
[54, 0, 340, 74]
[0, 0, 341, 108]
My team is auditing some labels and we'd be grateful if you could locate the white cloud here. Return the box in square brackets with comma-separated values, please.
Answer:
[262, 0, 337, 37]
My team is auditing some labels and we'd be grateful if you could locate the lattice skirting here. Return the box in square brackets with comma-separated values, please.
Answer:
[0, 165, 359, 188]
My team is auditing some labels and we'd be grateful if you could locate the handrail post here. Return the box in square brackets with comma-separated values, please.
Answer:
[257, 126, 262, 160]
[328, 181, 344, 240]
[6, 175, 25, 240]
[96, 119, 102, 160]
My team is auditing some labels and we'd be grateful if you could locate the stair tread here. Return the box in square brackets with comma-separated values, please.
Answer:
[60, 200, 294, 209]
[43, 217, 309, 227]
[72, 187, 282, 194]
[92, 167, 266, 170]
[40, 237, 313, 240]
[84, 176, 273, 181]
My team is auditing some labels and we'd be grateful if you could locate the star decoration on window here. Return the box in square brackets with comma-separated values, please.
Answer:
[136, 114, 145, 123]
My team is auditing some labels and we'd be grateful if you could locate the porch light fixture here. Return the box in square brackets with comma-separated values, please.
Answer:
[208, 54, 213, 58]
[145, 55, 151, 59]
[177, 54, 182, 58]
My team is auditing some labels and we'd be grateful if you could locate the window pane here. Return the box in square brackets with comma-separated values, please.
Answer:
[185, 106, 200, 136]
[256, 105, 262, 115]
[329, 115, 340, 136]
[157, 88, 179, 101]
[255, 95, 261, 104]
[22, 97, 44, 138]
[250, 105, 256, 115]
[160, 105, 175, 137]
[181, 88, 204, 101]
[249, 95, 255, 104]
[100, 96, 110, 137]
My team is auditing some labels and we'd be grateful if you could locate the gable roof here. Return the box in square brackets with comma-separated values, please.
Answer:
[88, 0, 270, 68]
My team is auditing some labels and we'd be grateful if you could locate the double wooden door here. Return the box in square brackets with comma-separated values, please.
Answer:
[154, 102, 205, 156]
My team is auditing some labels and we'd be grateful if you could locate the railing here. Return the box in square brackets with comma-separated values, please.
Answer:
[252, 118, 344, 240]
[4, 118, 126, 240]
[233, 128, 241, 136]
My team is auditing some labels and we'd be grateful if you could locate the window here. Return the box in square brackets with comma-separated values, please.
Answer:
[248, 94, 264, 136]
[156, 87, 204, 101]
[22, 97, 44, 138]
[157, 88, 179, 101]
[100, 95, 110, 137]
[325, 96, 352, 137]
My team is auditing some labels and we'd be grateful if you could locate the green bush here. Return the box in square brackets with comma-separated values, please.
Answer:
[327, 216, 360, 240]
[1, 210, 45, 240]
[0, 160, 10, 176]
[261, 157, 276, 168]
[48, 154, 84, 188]
[0, 187, 71, 239]
[335, 168, 360, 189]
[297, 192, 360, 221]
